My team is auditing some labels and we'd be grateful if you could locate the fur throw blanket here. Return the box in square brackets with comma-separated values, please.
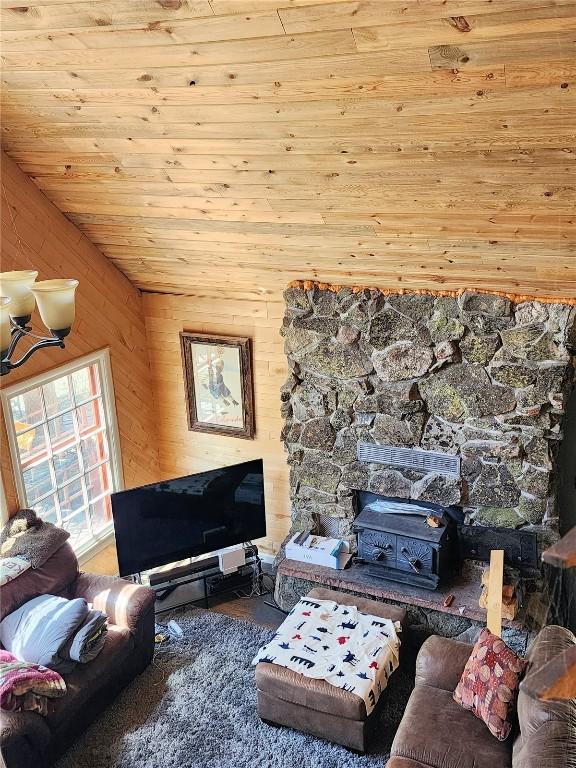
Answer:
[0, 509, 69, 569]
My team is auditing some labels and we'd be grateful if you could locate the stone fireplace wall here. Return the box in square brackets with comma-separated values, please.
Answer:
[280, 283, 576, 549]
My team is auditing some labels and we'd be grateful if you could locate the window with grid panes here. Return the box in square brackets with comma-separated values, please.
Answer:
[1, 350, 123, 556]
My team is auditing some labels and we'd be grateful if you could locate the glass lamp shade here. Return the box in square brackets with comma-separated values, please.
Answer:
[0, 297, 12, 354]
[0, 270, 38, 317]
[31, 279, 79, 332]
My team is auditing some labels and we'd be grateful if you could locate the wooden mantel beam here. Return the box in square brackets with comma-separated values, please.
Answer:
[541, 526, 576, 570]
[520, 645, 576, 702]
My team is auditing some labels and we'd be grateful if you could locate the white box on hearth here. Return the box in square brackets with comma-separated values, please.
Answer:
[285, 533, 352, 570]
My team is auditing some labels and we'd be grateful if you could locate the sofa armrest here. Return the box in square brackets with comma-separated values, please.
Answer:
[0, 710, 51, 768]
[415, 635, 473, 692]
[71, 573, 155, 644]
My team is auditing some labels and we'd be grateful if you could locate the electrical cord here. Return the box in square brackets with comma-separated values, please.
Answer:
[234, 555, 268, 599]
[233, 541, 269, 599]
[234, 542, 288, 614]
[262, 550, 289, 615]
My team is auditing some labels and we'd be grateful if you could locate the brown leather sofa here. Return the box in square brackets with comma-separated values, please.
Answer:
[387, 624, 575, 768]
[0, 543, 156, 768]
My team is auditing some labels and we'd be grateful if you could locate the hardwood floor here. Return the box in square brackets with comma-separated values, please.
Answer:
[204, 588, 284, 630]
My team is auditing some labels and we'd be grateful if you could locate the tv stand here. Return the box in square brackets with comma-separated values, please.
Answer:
[136, 544, 262, 614]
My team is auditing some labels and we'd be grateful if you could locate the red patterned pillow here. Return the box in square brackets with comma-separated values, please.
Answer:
[453, 628, 528, 740]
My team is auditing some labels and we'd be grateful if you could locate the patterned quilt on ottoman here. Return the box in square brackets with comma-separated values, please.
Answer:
[253, 596, 401, 714]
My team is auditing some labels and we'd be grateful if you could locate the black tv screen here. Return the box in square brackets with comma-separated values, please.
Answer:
[111, 459, 266, 576]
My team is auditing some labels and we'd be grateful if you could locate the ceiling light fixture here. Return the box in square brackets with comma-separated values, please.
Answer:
[1, 272, 79, 376]
[1, 185, 79, 376]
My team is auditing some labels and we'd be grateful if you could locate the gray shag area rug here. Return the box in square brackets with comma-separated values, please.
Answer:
[56, 608, 416, 768]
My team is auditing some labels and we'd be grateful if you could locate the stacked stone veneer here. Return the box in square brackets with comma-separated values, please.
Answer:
[280, 284, 576, 548]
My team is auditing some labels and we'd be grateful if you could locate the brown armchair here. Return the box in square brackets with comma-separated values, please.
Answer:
[387, 625, 575, 768]
[0, 547, 155, 768]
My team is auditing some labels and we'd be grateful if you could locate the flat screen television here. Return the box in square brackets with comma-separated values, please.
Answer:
[111, 459, 266, 576]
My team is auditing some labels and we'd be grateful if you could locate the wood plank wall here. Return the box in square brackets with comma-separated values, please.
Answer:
[143, 291, 289, 555]
[1, 0, 575, 300]
[2, 0, 575, 550]
[0, 152, 160, 514]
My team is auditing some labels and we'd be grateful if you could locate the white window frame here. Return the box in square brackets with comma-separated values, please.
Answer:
[1, 349, 124, 562]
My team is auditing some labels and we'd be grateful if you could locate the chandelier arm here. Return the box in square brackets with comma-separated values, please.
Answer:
[5, 326, 27, 359]
[1, 337, 65, 376]
[9, 319, 58, 343]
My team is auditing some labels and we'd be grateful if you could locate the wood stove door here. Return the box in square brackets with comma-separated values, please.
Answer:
[396, 536, 435, 577]
[358, 529, 397, 568]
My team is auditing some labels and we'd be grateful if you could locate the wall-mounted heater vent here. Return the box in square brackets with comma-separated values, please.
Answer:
[357, 443, 461, 477]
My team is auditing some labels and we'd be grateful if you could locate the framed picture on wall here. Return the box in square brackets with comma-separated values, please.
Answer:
[179, 332, 255, 439]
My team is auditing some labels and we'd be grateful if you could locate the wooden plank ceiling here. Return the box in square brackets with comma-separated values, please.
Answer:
[1, 0, 575, 300]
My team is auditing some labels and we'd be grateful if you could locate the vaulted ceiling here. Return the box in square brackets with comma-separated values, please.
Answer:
[1, 0, 575, 300]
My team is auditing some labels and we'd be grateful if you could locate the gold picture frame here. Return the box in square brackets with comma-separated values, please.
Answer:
[180, 332, 255, 440]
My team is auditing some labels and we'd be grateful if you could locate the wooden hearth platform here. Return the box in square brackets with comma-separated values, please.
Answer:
[278, 558, 525, 630]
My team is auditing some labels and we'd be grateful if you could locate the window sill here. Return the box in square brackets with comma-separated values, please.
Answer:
[76, 524, 115, 567]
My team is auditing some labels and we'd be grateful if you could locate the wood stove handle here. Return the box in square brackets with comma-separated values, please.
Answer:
[400, 546, 422, 573]
[372, 543, 393, 561]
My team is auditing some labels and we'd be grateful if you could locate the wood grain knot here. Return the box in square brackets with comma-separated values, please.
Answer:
[448, 16, 471, 32]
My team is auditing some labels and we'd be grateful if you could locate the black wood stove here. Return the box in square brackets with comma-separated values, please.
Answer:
[353, 492, 460, 590]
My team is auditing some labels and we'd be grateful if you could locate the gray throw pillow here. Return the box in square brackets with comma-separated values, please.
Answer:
[0, 594, 88, 668]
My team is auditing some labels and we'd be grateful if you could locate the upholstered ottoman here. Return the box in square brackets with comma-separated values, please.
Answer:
[255, 587, 407, 752]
